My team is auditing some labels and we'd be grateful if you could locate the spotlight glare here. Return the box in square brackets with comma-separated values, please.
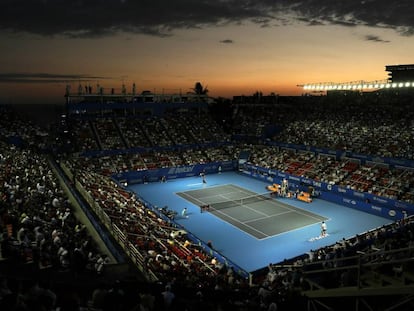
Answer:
[301, 78, 414, 92]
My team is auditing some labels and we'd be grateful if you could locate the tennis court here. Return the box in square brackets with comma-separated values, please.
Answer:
[130, 172, 392, 273]
[176, 184, 328, 239]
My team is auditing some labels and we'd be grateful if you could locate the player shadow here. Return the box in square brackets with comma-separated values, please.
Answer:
[327, 229, 340, 235]
[177, 212, 193, 219]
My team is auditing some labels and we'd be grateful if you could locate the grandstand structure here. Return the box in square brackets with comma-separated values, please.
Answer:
[386, 64, 414, 82]
[64, 82, 210, 117]
[2, 83, 414, 310]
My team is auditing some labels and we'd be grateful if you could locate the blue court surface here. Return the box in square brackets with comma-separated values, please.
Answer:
[128, 171, 392, 273]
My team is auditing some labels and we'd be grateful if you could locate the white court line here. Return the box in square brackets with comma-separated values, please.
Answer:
[177, 191, 270, 238]
[177, 192, 205, 205]
[270, 200, 327, 222]
[244, 210, 291, 224]
[187, 183, 203, 186]
[177, 186, 326, 240]
[217, 193, 270, 218]
[210, 207, 270, 238]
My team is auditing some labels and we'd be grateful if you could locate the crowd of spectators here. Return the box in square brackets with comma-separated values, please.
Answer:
[58, 93, 414, 204]
[0, 142, 289, 310]
[284, 214, 414, 292]
[270, 95, 414, 160]
[68, 111, 232, 155]
[244, 146, 414, 203]
[0, 140, 106, 271]
[62, 140, 414, 205]
[1, 92, 414, 310]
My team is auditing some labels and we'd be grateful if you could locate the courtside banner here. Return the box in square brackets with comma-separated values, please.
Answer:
[268, 141, 414, 168]
[112, 161, 237, 184]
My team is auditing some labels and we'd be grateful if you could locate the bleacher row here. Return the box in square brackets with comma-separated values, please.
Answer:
[72, 169, 230, 286]
[68, 111, 232, 153]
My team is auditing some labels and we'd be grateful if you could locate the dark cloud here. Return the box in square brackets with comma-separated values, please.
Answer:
[364, 34, 390, 43]
[0, 73, 109, 83]
[0, 1, 413, 38]
[220, 39, 234, 44]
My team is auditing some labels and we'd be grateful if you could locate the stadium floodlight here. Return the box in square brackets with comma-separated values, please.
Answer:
[301, 79, 414, 91]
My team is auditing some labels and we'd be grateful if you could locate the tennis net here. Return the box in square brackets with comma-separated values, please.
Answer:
[207, 192, 274, 212]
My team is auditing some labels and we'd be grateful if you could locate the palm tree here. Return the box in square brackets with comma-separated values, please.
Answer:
[192, 82, 208, 95]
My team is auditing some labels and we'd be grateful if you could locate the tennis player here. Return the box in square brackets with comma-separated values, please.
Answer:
[181, 207, 189, 218]
[321, 221, 327, 237]
[200, 171, 207, 184]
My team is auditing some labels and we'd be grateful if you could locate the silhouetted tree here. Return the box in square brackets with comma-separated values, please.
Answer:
[192, 82, 208, 95]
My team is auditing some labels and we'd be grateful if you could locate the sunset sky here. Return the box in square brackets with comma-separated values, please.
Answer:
[1, 0, 414, 104]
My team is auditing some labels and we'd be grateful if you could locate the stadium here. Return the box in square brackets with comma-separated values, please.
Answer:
[1, 69, 414, 310]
